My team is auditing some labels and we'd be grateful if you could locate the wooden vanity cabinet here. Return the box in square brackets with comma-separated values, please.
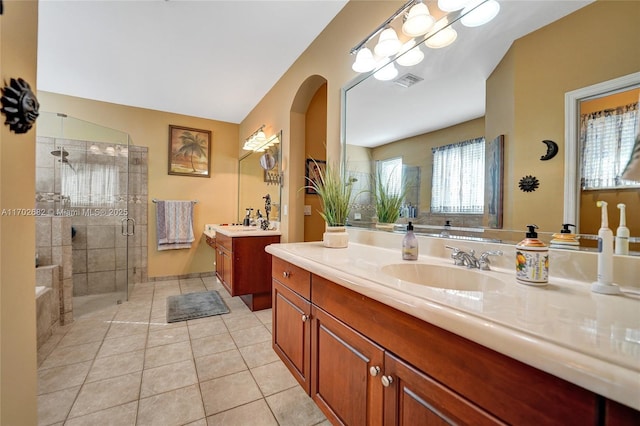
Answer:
[215, 233, 280, 310]
[269, 255, 628, 425]
[272, 258, 312, 393]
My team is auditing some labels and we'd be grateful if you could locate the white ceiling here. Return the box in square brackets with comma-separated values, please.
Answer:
[37, 0, 348, 124]
[345, 0, 594, 147]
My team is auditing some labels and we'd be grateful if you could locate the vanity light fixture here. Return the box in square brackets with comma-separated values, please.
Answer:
[374, 27, 402, 57]
[461, 0, 500, 27]
[425, 18, 458, 49]
[396, 39, 424, 67]
[352, 47, 376, 73]
[243, 124, 267, 151]
[374, 62, 399, 81]
[402, 1, 435, 37]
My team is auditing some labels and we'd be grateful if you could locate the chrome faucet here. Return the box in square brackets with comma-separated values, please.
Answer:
[446, 246, 503, 270]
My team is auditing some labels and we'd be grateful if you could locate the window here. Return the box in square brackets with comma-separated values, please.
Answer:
[431, 137, 485, 214]
[580, 102, 639, 189]
[61, 162, 120, 207]
[377, 157, 402, 197]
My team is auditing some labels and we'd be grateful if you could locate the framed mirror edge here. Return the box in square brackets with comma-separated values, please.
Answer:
[563, 71, 640, 231]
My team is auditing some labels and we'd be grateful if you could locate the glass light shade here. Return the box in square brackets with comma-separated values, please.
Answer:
[352, 48, 376, 73]
[461, 0, 500, 27]
[425, 26, 457, 48]
[402, 3, 435, 37]
[374, 28, 402, 57]
[396, 40, 424, 67]
[255, 130, 267, 142]
[374, 62, 399, 81]
[438, 0, 469, 12]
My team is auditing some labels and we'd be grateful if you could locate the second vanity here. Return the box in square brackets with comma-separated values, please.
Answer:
[205, 225, 280, 310]
[266, 230, 639, 425]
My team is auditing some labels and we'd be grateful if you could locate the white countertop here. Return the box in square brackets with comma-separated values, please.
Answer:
[266, 241, 640, 410]
[205, 224, 281, 238]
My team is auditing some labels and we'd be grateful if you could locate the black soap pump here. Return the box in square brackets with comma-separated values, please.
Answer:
[550, 224, 579, 249]
[402, 222, 418, 260]
[515, 224, 549, 285]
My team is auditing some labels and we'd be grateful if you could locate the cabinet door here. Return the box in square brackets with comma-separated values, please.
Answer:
[383, 352, 504, 426]
[221, 249, 233, 293]
[311, 306, 384, 426]
[215, 247, 224, 284]
[272, 280, 311, 393]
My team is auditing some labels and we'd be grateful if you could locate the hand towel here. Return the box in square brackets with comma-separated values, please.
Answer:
[156, 200, 195, 250]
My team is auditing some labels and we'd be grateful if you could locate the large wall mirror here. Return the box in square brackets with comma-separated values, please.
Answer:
[238, 131, 282, 225]
[342, 0, 639, 254]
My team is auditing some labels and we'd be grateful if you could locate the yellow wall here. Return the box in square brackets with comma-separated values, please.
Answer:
[1, 1, 39, 423]
[38, 92, 239, 278]
[304, 84, 328, 242]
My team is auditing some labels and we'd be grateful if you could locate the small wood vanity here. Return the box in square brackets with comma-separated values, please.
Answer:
[269, 251, 640, 425]
[205, 226, 280, 311]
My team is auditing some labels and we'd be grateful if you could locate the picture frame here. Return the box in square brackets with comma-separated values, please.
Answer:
[305, 159, 326, 194]
[168, 125, 211, 177]
[486, 134, 504, 228]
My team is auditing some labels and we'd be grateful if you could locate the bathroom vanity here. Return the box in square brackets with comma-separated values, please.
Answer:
[205, 225, 280, 311]
[267, 234, 639, 425]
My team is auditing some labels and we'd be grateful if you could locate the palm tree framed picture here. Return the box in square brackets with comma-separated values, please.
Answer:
[168, 125, 212, 177]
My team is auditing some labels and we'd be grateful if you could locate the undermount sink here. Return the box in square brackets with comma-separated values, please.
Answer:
[380, 263, 505, 291]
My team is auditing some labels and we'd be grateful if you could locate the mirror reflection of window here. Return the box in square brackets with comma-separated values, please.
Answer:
[580, 100, 639, 189]
[377, 157, 402, 196]
[431, 137, 485, 214]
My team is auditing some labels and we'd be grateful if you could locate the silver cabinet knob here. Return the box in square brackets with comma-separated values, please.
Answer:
[381, 375, 394, 387]
[369, 366, 380, 377]
[301, 314, 309, 322]
[283, 271, 291, 278]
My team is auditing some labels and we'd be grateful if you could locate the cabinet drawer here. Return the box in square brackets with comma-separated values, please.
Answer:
[272, 257, 311, 299]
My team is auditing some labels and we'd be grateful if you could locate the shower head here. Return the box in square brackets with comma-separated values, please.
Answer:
[51, 148, 69, 158]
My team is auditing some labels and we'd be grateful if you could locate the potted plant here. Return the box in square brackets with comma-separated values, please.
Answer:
[304, 159, 355, 248]
[373, 168, 406, 230]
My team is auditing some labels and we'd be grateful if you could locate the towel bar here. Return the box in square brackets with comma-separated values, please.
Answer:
[152, 199, 198, 204]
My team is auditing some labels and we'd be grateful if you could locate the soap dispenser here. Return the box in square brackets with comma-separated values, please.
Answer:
[550, 224, 579, 250]
[515, 224, 548, 285]
[591, 201, 621, 295]
[615, 203, 630, 255]
[402, 222, 418, 260]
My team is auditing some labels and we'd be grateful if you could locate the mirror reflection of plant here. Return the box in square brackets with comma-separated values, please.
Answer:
[374, 168, 406, 224]
[303, 159, 356, 227]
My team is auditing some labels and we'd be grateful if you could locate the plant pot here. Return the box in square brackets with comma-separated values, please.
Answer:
[375, 222, 395, 231]
[323, 225, 348, 248]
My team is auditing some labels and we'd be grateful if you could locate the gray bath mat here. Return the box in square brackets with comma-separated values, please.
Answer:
[166, 291, 229, 323]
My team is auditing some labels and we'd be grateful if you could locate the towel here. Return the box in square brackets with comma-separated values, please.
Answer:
[156, 200, 195, 251]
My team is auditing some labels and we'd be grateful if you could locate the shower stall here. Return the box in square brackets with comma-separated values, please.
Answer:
[35, 112, 148, 317]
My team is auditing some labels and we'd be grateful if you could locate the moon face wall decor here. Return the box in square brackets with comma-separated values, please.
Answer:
[540, 139, 558, 161]
[1, 77, 40, 134]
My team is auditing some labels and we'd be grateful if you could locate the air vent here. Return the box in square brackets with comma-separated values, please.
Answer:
[393, 73, 424, 88]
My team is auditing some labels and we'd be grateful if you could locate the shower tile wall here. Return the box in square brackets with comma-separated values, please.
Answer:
[35, 137, 148, 297]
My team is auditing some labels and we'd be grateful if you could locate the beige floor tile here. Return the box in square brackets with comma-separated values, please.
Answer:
[191, 332, 236, 358]
[86, 349, 145, 383]
[112, 308, 150, 323]
[64, 401, 137, 426]
[37, 386, 79, 425]
[206, 399, 278, 426]
[68, 372, 141, 419]
[230, 324, 271, 348]
[200, 371, 263, 416]
[96, 333, 147, 358]
[251, 360, 299, 396]
[144, 340, 193, 369]
[253, 309, 273, 325]
[238, 340, 279, 369]
[194, 349, 247, 382]
[148, 318, 183, 331]
[104, 320, 149, 339]
[223, 313, 262, 332]
[187, 318, 228, 340]
[57, 322, 110, 348]
[141, 359, 198, 398]
[40, 341, 101, 369]
[266, 386, 327, 426]
[186, 419, 208, 426]
[38, 361, 92, 394]
[146, 324, 190, 348]
[137, 384, 205, 426]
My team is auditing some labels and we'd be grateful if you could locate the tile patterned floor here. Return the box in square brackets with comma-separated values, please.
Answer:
[37, 276, 329, 426]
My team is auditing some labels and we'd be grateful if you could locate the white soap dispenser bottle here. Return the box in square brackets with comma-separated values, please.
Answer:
[615, 203, 630, 255]
[591, 201, 620, 295]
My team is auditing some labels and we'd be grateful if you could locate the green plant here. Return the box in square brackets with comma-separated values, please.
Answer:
[304, 160, 354, 226]
[374, 168, 406, 224]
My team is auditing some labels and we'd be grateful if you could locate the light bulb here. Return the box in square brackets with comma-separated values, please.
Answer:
[374, 28, 402, 57]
